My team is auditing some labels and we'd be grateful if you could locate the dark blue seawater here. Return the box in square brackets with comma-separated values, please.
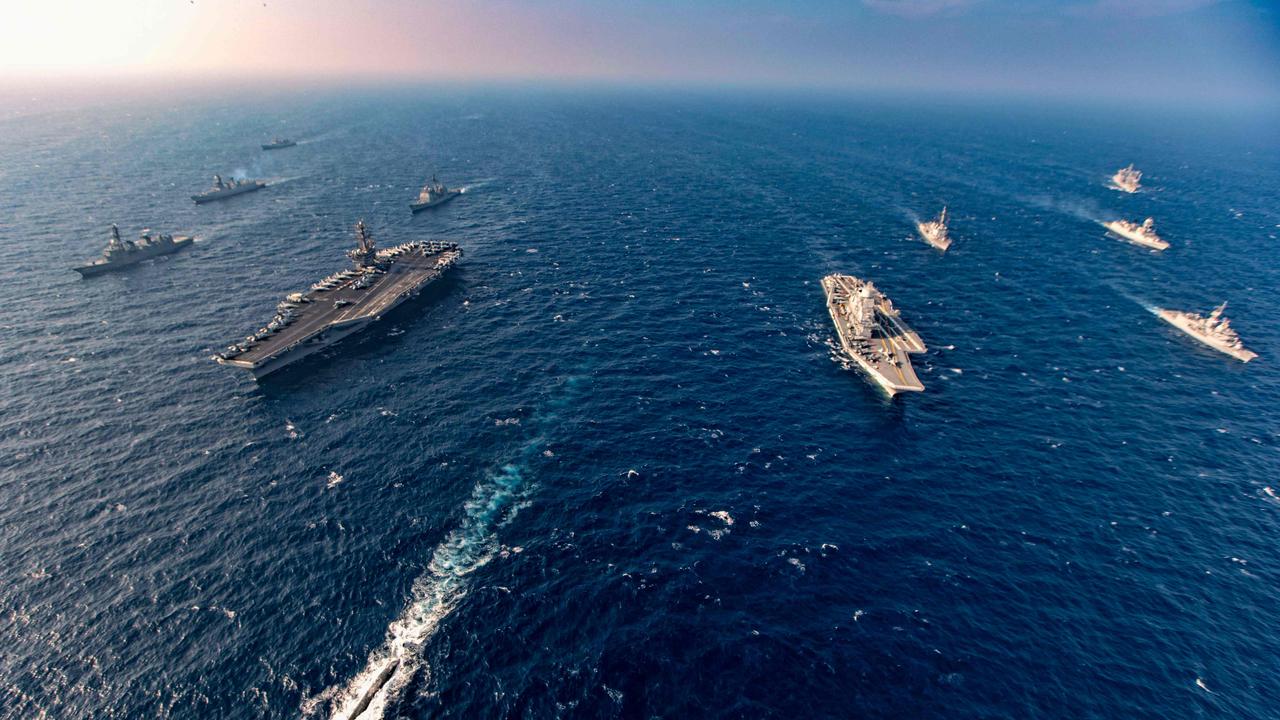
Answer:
[1, 86, 1278, 719]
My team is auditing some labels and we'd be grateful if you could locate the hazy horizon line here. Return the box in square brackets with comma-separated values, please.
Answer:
[3, 71, 1279, 111]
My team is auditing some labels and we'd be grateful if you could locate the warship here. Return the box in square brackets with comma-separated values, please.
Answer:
[215, 220, 462, 379]
[822, 274, 927, 395]
[917, 207, 952, 252]
[1104, 217, 1168, 250]
[410, 175, 462, 212]
[192, 174, 267, 204]
[1111, 164, 1142, 193]
[73, 224, 194, 277]
[1157, 302, 1257, 362]
[261, 138, 297, 150]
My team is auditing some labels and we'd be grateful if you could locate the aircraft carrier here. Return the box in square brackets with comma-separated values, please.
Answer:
[215, 220, 462, 379]
[822, 273, 927, 395]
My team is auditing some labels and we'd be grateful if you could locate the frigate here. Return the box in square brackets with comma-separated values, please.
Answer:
[1104, 217, 1168, 250]
[822, 274, 927, 395]
[215, 220, 462, 379]
[192, 174, 267, 204]
[1111, 164, 1142, 193]
[410, 175, 462, 212]
[262, 138, 297, 150]
[917, 206, 952, 252]
[1157, 302, 1257, 362]
[73, 224, 194, 277]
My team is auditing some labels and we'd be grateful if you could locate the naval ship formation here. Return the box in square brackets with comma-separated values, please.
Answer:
[822, 274, 927, 395]
[192, 174, 267, 204]
[410, 175, 462, 212]
[74, 224, 193, 277]
[215, 220, 462, 378]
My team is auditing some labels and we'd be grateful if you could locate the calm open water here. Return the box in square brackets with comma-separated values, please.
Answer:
[1, 86, 1278, 719]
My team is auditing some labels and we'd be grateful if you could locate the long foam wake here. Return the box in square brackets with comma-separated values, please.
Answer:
[316, 376, 580, 720]
[321, 463, 531, 720]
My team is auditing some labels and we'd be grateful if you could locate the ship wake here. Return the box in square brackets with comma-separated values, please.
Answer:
[314, 377, 580, 720]
[1018, 193, 1107, 225]
[320, 463, 530, 720]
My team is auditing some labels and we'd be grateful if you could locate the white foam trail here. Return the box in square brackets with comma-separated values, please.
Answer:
[1103, 284, 1161, 315]
[1017, 193, 1107, 224]
[297, 129, 346, 145]
[321, 376, 581, 720]
[325, 463, 529, 720]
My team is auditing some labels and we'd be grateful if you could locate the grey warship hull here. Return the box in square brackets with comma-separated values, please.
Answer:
[410, 190, 461, 212]
[262, 140, 296, 150]
[74, 236, 194, 277]
[216, 239, 461, 379]
[192, 182, 266, 204]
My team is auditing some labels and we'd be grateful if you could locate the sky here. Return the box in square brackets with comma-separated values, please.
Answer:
[1, 0, 1277, 103]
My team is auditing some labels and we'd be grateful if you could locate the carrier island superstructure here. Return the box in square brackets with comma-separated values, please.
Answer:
[215, 220, 461, 378]
[822, 274, 927, 395]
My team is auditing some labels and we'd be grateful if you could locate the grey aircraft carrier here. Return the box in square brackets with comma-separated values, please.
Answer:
[215, 220, 461, 379]
[822, 273, 927, 395]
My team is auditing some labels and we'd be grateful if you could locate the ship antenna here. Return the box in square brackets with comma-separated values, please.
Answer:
[349, 219, 377, 267]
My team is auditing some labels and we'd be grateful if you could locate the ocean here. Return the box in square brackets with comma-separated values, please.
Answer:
[1, 85, 1277, 719]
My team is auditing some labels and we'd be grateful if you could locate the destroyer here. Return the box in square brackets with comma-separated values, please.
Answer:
[215, 220, 461, 378]
[192, 174, 266, 204]
[1157, 302, 1257, 362]
[916, 207, 952, 252]
[410, 175, 461, 212]
[822, 274, 927, 395]
[262, 138, 297, 150]
[1103, 217, 1168, 250]
[1111, 164, 1142, 193]
[74, 224, 193, 277]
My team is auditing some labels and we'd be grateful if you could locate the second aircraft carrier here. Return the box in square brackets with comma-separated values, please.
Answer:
[215, 220, 461, 379]
[822, 273, 927, 395]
